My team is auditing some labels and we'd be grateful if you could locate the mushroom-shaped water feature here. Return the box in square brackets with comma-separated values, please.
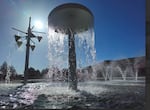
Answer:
[48, 3, 94, 90]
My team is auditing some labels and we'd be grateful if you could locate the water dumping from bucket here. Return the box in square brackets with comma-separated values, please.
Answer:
[76, 28, 96, 67]
[47, 27, 96, 81]
[48, 3, 96, 90]
[5, 64, 11, 83]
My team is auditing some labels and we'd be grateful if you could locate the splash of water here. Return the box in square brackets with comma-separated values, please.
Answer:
[47, 27, 96, 81]
[76, 28, 96, 67]
[92, 58, 143, 81]
[5, 52, 12, 84]
[5, 64, 11, 83]
[47, 28, 68, 80]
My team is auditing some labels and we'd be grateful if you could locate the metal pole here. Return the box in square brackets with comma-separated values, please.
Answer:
[24, 17, 31, 84]
[68, 28, 77, 90]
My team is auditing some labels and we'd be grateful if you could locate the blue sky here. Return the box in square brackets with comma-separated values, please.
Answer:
[0, 0, 145, 74]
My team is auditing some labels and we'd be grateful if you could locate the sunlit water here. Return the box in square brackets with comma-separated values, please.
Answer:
[47, 27, 96, 80]
[5, 65, 11, 83]
[0, 80, 145, 109]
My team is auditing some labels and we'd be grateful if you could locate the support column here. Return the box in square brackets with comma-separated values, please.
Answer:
[68, 29, 77, 90]
[24, 36, 30, 85]
[24, 17, 31, 85]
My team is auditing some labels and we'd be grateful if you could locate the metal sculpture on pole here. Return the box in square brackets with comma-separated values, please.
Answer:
[12, 17, 45, 84]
